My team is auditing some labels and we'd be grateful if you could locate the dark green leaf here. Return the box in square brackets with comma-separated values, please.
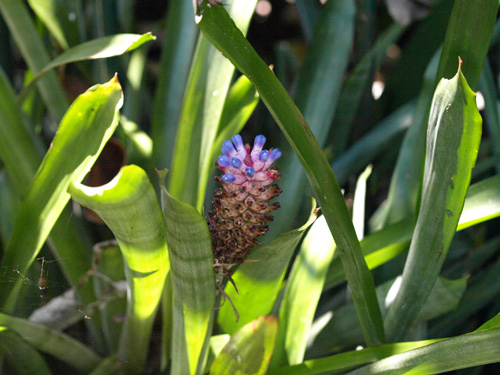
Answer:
[0, 313, 100, 373]
[0, 328, 52, 375]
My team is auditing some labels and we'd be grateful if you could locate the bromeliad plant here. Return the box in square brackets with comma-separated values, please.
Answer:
[1, 0, 500, 375]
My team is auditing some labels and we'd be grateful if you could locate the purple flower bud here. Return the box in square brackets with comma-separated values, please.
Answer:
[245, 167, 255, 178]
[269, 148, 282, 162]
[231, 157, 242, 168]
[232, 134, 245, 152]
[222, 140, 236, 157]
[254, 135, 266, 149]
[259, 150, 269, 161]
[264, 148, 282, 169]
[218, 155, 230, 167]
[221, 173, 236, 184]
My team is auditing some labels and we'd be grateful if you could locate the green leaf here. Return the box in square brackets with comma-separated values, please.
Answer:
[196, 0, 385, 347]
[477, 60, 500, 173]
[268, 340, 442, 375]
[429, 255, 500, 338]
[436, 0, 498, 89]
[206, 334, 231, 371]
[122, 48, 149, 123]
[273, 328, 500, 375]
[211, 316, 278, 375]
[91, 242, 126, 353]
[310, 276, 466, 357]
[270, 214, 334, 368]
[0, 76, 123, 312]
[0, 68, 42, 197]
[331, 23, 406, 155]
[332, 101, 415, 187]
[151, 0, 199, 168]
[325, 173, 500, 290]
[27, 0, 70, 49]
[70, 165, 169, 374]
[210, 75, 259, 173]
[18, 33, 155, 104]
[370, 50, 440, 229]
[476, 313, 500, 332]
[0, 313, 100, 373]
[205, 75, 260, 209]
[217, 199, 317, 335]
[273, 0, 355, 235]
[168, 0, 257, 209]
[0, 65, 105, 348]
[0, 0, 68, 120]
[346, 328, 500, 375]
[295, 0, 320, 42]
[88, 355, 122, 375]
[384, 62, 482, 341]
[458, 174, 500, 228]
[160, 178, 216, 375]
[0, 327, 52, 375]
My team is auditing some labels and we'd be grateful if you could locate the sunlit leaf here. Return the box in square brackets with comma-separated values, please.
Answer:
[385, 61, 482, 341]
[211, 316, 278, 375]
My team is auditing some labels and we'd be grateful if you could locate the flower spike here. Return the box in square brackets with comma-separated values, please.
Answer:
[208, 134, 282, 279]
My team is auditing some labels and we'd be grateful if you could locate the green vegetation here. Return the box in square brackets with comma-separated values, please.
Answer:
[0, 0, 499, 374]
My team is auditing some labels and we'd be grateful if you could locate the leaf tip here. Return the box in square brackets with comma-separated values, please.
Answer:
[156, 168, 169, 187]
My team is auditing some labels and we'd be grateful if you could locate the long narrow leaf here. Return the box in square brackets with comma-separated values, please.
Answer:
[0, 76, 123, 312]
[160, 175, 216, 375]
[273, 0, 355, 235]
[196, 0, 385, 346]
[268, 340, 443, 375]
[151, 0, 199, 168]
[0, 65, 104, 347]
[384, 62, 482, 341]
[18, 33, 155, 104]
[371, 51, 439, 229]
[310, 276, 466, 357]
[326, 174, 500, 289]
[168, 0, 257, 210]
[0, 312, 100, 373]
[27, 0, 70, 49]
[333, 101, 414, 187]
[0, 0, 68, 120]
[331, 23, 406, 155]
[347, 328, 500, 375]
[436, 0, 498, 88]
[270, 214, 334, 368]
[0, 328, 52, 375]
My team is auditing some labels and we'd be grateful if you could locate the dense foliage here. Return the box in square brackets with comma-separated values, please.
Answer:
[0, 0, 499, 374]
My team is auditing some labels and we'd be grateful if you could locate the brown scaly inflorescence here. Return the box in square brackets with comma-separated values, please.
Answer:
[207, 134, 282, 282]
